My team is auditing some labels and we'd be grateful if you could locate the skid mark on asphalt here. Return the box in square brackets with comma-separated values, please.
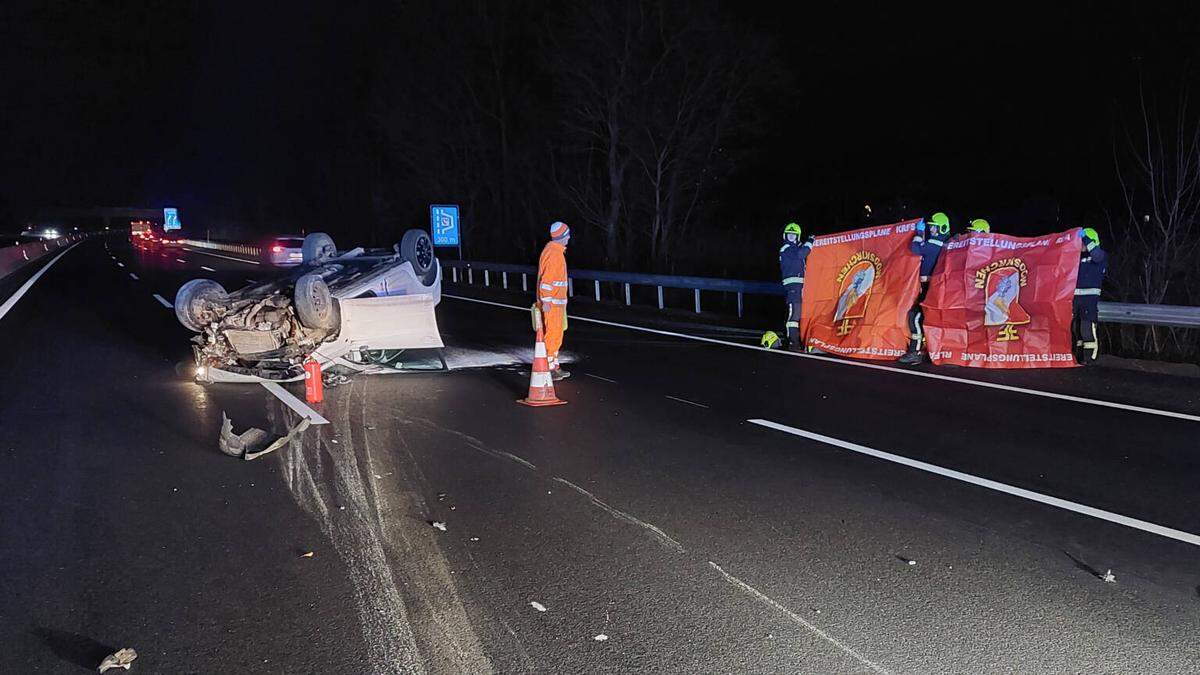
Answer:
[708, 561, 889, 674]
[350, 383, 492, 673]
[444, 294, 1200, 423]
[406, 416, 884, 669]
[276, 398, 426, 674]
[408, 418, 537, 471]
[552, 477, 686, 554]
[750, 419, 1200, 548]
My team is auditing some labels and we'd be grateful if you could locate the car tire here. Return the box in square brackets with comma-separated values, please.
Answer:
[302, 232, 337, 264]
[399, 228, 436, 284]
[175, 279, 228, 332]
[294, 273, 339, 330]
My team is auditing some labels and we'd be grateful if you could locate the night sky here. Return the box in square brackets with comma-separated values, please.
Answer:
[3, 1, 1198, 239]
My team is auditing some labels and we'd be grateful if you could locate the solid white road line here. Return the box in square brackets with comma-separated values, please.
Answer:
[152, 293, 173, 308]
[182, 247, 261, 265]
[665, 394, 709, 409]
[245, 279, 257, 284]
[0, 244, 79, 324]
[444, 294, 1200, 424]
[261, 381, 330, 425]
[200, 266, 215, 272]
[175, 258, 188, 263]
[708, 560, 887, 674]
[129, 273, 139, 280]
[583, 373, 617, 383]
[749, 418, 1200, 548]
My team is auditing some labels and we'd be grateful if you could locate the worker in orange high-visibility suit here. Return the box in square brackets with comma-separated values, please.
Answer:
[538, 221, 571, 380]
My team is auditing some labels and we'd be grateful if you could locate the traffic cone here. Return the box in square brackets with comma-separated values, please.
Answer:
[519, 328, 566, 407]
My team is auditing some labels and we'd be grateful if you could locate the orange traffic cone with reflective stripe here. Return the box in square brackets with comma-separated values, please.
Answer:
[519, 328, 566, 407]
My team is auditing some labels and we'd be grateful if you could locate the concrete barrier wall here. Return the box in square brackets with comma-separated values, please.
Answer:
[0, 236, 84, 282]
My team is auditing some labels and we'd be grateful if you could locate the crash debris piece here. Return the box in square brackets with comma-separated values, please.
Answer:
[1102, 569, 1116, 583]
[907, 560, 917, 566]
[218, 412, 312, 460]
[300, 551, 315, 558]
[431, 521, 447, 532]
[593, 634, 609, 642]
[98, 648, 137, 672]
[530, 601, 547, 612]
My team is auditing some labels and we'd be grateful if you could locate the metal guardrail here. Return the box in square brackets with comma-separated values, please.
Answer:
[1097, 302, 1200, 329]
[442, 259, 1200, 328]
[184, 239, 262, 258]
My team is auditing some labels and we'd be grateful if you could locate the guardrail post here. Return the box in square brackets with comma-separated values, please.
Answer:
[624, 282, 631, 306]
[502, 271, 508, 289]
[737, 292, 743, 318]
[451, 267, 458, 283]
[468, 268, 473, 284]
[657, 286, 664, 309]
[568, 278, 574, 297]
[694, 288, 701, 314]
[522, 273, 527, 292]
[594, 279, 600, 302]
[484, 270, 490, 286]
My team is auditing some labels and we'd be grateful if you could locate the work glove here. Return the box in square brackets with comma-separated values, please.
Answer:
[917, 220, 926, 234]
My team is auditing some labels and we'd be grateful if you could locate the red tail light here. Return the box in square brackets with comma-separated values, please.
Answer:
[272, 245, 283, 253]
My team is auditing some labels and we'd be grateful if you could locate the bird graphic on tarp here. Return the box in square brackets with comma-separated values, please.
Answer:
[984, 269, 1030, 326]
[835, 264, 875, 321]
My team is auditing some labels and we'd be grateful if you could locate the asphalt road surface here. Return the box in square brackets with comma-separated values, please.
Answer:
[2, 237, 1199, 673]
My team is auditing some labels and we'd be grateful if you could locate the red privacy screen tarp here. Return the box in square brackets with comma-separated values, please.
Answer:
[800, 220, 922, 360]
[922, 229, 1081, 369]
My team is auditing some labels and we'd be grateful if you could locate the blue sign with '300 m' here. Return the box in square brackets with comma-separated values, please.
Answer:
[430, 205, 460, 247]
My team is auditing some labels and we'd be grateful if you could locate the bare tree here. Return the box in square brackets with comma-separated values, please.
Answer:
[1110, 84, 1200, 357]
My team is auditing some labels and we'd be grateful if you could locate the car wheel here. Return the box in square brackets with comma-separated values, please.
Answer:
[294, 273, 339, 330]
[175, 279, 228, 332]
[302, 232, 337, 264]
[399, 228, 436, 284]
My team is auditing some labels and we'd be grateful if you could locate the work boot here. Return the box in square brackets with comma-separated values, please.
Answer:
[551, 368, 571, 381]
[896, 350, 925, 365]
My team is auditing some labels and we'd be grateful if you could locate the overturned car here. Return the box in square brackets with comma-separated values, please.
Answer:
[176, 230, 445, 383]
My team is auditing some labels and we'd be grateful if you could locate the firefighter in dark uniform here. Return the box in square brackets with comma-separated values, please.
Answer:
[1074, 227, 1107, 363]
[778, 222, 813, 351]
[898, 212, 952, 364]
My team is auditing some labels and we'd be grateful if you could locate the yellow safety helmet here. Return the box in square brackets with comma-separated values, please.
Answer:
[967, 218, 991, 233]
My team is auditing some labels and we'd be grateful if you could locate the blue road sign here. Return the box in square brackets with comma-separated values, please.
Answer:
[430, 204, 460, 247]
[163, 207, 181, 231]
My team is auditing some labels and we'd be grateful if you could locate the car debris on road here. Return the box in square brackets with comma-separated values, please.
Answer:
[217, 412, 311, 460]
[98, 647, 137, 672]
